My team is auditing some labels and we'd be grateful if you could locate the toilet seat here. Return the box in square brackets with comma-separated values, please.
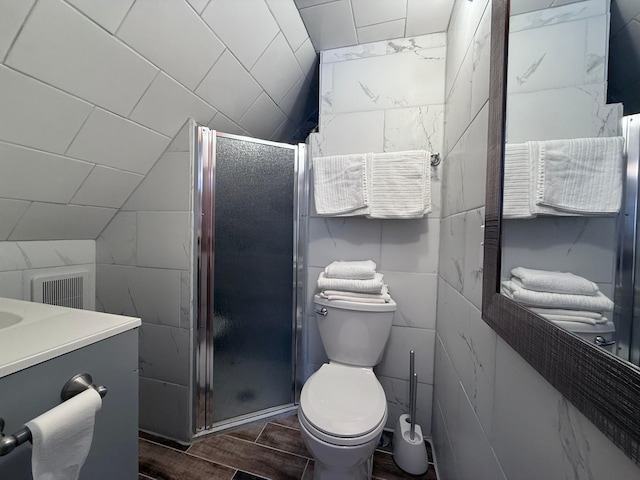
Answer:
[299, 363, 387, 446]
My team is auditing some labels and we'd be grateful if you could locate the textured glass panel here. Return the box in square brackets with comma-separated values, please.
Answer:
[212, 136, 295, 421]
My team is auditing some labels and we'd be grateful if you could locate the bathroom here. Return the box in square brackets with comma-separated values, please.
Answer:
[0, 0, 640, 479]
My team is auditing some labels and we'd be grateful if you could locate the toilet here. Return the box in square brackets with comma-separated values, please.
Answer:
[552, 320, 616, 354]
[299, 294, 397, 480]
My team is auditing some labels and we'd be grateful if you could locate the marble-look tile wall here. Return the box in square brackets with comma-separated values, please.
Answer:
[308, 33, 446, 433]
[0, 240, 95, 306]
[501, 0, 622, 298]
[433, 0, 640, 479]
[96, 122, 193, 442]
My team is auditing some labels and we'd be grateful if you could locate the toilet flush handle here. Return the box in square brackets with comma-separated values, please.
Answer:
[314, 307, 328, 316]
[594, 336, 615, 347]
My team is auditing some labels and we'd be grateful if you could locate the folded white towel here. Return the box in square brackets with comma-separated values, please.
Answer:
[324, 260, 377, 279]
[317, 272, 385, 294]
[537, 313, 609, 325]
[321, 285, 391, 303]
[313, 154, 368, 215]
[366, 150, 431, 219]
[503, 143, 535, 219]
[511, 267, 599, 295]
[529, 307, 604, 320]
[320, 292, 387, 303]
[501, 280, 614, 311]
[536, 137, 624, 214]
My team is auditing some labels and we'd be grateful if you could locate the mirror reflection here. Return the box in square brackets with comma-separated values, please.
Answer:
[500, 0, 638, 362]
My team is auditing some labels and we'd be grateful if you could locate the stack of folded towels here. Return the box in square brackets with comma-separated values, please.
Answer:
[500, 267, 614, 325]
[317, 260, 390, 303]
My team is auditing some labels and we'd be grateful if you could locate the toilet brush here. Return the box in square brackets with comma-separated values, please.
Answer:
[393, 350, 429, 475]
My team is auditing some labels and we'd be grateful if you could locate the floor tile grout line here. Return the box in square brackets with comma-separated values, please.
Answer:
[224, 433, 313, 461]
[186, 449, 277, 480]
[255, 421, 270, 442]
[268, 420, 301, 432]
[139, 436, 191, 455]
[301, 458, 311, 480]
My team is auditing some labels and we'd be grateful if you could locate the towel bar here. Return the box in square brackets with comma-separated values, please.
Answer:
[0, 373, 107, 457]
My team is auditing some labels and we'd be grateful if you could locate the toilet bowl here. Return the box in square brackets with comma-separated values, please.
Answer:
[299, 295, 396, 480]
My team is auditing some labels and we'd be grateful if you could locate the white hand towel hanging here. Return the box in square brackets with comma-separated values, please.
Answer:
[26, 389, 102, 480]
[366, 150, 431, 219]
[312, 154, 368, 215]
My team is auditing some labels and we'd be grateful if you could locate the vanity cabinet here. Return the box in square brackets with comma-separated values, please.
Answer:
[0, 329, 139, 479]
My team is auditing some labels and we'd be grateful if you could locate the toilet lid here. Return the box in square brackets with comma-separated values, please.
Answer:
[300, 363, 386, 438]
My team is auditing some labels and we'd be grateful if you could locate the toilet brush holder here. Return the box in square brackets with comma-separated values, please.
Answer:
[393, 414, 429, 475]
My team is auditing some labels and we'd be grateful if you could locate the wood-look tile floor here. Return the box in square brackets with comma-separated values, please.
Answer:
[139, 412, 437, 480]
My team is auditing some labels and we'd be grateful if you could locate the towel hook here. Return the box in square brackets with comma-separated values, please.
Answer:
[430, 153, 441, 167]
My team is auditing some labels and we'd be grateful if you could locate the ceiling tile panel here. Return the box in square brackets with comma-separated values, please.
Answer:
[71, 166, 144, 208]
[9, 203, 116, 241]
[0, 141, 93, 204]
[0, 0, 36, 60]
[0, 199, 30, 241]
[0, 65, 92, 154]
[406, 0, 455, 36]
[266, 0, 310, 51]
[67, 108, 170, 175]
[117, 0, 225, 90]
[66, 0, 134, 33]
[357, 19, 406, 44]
[130, 72, 217, 138]
[5, 0, 157, 116]
[299, 0, 358, 50]
[239, 93, 287, 139]
[295, 37, 319, 75]
[351, 0, 407, 28]
[202, 0, 280, 69]
[195, 50, 263, 123]
[252, 33, 304, 104]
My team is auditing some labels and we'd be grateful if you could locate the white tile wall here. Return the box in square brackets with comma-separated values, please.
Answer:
[0, 199, 29, 241]
[0, 65, 93, 154]
[0, 142, 93, 204]
[356, 20, 405, 45]
[116, 0, 225, 91]
[314, 111, 385, 156]
[351, 0, 406, 27]
[307, 217, 382, 267]
[137, 212, 191, 270]
[378, 375, 432, 431]
[380, 219, 440, 273]
[6, 0, 158, 117]
[406, 0, 454, 37]
[202, 0, 280, 69]
[383, 105, 445, 155]
[70, 166, 143, 208]
[139, 323, 190, 385]
[294, 37, 319, 74]
[9, 203, 116, 241]
[129, 72, 217, 138]
[380, 271, 437, 329]
[122, 152, 191, 212]
[376, 326, 435, 384]
[67, 108, 171, 175]
[96, 212, 137, 266]
[139, 378, 190, 440]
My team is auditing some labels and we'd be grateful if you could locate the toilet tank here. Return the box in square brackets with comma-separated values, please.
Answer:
[313, 294, 396, 367]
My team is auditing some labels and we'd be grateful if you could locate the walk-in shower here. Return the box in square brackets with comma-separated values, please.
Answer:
[193, 126, 307, 434]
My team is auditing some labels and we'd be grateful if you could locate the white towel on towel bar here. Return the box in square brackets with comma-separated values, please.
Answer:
[366, 150, 431, 219]
[324, 260, 377, 279]
[510, 267, 599, 296]
[317, 272, 385, 294]
[313, 154, 368, 215]
[536, 136, 624, 214]
[503, 143, 535, 219]
[500, 280, 614, 311]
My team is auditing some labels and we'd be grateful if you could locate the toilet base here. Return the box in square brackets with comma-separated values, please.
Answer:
[312, 455, 373, 480]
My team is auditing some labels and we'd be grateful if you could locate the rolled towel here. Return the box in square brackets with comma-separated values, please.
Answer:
[501, 280, 614, 311]
[317, 272, 385, 294]
[529, 307, 604, 320]
[324, 260, 377, 279]
[511, 267, 599, 295]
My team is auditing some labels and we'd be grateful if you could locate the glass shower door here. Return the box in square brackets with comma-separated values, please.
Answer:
[194, 128, 304, 432]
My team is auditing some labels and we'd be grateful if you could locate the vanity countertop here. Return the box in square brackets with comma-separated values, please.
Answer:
[0, 297, 140, 379]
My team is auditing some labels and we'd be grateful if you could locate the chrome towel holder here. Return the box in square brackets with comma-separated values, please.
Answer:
[0, 373, 107, 457]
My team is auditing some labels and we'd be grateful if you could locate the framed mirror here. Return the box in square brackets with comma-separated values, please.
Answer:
[482, 0, 640, 464]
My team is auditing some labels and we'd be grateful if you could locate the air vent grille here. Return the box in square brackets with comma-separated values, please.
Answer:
[32, 271, 90, 310]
